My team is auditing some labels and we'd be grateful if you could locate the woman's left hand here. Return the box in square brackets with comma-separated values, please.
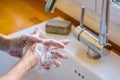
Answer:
[6, 28, 42, 58]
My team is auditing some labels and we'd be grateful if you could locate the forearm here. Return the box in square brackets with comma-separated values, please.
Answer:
[0, 34, 10, 51]
[1, 57, 32, 80]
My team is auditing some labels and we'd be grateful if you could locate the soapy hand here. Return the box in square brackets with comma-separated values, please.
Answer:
[5, 28, 42, 58]
[35, 39, 70, 71]
[22, 28, 70, 72]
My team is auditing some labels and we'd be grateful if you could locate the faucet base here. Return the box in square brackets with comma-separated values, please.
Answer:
[86, 48, 101, 60]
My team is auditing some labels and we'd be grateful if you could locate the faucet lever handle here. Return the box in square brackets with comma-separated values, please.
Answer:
[80, 6, 85, 28]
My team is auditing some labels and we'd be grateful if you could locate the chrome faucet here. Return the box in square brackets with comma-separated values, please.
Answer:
[45, 0, 58, 13]
[73, 0, 112, 60]
[99, 0, 109, 45]
[44, 0, 112, 60]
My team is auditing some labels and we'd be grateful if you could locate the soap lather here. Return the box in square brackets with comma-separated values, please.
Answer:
[46, 20, 72, 35]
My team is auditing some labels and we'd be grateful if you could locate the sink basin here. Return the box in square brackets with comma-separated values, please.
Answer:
[0, 18, 120, 80]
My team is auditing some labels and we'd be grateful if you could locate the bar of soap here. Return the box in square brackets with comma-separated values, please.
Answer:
[46, 20, 72, 35]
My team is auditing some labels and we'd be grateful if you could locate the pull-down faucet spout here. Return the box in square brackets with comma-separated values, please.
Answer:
[99, 0, 110, 45]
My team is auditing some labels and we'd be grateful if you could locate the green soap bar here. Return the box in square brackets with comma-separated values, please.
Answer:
[46, 20, 72, 35]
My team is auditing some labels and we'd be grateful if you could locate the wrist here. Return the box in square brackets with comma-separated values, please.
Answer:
[23, 49, 40, 68]
[21, 56, 33, 69]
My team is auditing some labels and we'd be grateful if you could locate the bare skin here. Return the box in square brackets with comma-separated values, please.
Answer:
[0, 28, 69, 80]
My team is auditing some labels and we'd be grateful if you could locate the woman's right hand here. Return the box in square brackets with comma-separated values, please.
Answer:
[23, 28, 70, 70]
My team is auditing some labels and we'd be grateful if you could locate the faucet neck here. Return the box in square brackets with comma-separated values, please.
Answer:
[99, 0, 110, 45]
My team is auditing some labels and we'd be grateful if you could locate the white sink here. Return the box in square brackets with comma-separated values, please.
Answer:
[0, 18, 120, 80]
